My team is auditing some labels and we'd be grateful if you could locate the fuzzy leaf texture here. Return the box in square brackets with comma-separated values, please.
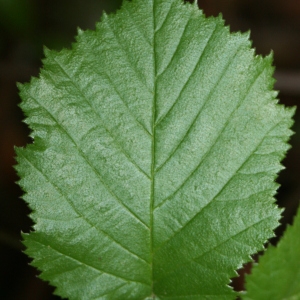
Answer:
[241, 205, 300, 300]
[16, 0, 295, 299]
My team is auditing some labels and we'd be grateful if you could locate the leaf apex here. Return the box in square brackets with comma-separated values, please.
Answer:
[77, 26, 84, 35]
[43, 45, 51, 57]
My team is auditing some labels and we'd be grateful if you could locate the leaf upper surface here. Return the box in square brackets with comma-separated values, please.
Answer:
[242, 205, 300, 300]
[16, 0, 295, 299]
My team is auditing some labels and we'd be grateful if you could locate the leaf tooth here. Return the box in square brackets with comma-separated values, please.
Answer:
[43, 45, 51, 58]
[77, 27, 84, 35]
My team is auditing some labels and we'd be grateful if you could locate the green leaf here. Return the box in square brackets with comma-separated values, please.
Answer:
[241, 205, 300, 300]
[16, 0, 295, 299]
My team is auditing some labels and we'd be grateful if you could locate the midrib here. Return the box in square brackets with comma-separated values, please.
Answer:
[150, 0, 157, 298]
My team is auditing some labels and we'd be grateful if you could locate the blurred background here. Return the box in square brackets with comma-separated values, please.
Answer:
[0, 0, 299, 299]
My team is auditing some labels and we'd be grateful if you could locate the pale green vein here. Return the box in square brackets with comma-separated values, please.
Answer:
[32, 239, 151, 286]
[123, 4, 152, 46]
[191, 217, 272, 263]
[214, 189, 275, 203]
[155, 41, 241, 174]
[88, 63, 152, 138]
[160, 294, 228, 299]
[150, 0, 157, 297]
[154, 22, 217, 127]
[104, 15, 153, 94]
[154, 0, 174, 33]
[154, 55, 266, 207]
[153, 117, 283, 254]
[155, 216, 274, 283]
[19, 150, 150, 265]
[50, 56, 151, 179]
[91, 283, 128, 300]
[47, 262, 84, 277]
[155, 8, 193, 78]
[25, 90, 149, 229]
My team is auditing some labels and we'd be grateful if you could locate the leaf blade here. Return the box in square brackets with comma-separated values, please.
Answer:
[242, 205, 300, 300]
[16, 0, 295, 299]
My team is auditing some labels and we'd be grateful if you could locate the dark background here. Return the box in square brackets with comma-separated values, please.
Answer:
[0, 0, 299, 299]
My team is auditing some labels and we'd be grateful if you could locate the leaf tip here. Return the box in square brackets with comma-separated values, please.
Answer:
[102, 10, 108, 21]
[77, 26, 84, 35]
[193, 0, 198, 7]
[43, 45, 52, 58]
[16, 81, 23, 90]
